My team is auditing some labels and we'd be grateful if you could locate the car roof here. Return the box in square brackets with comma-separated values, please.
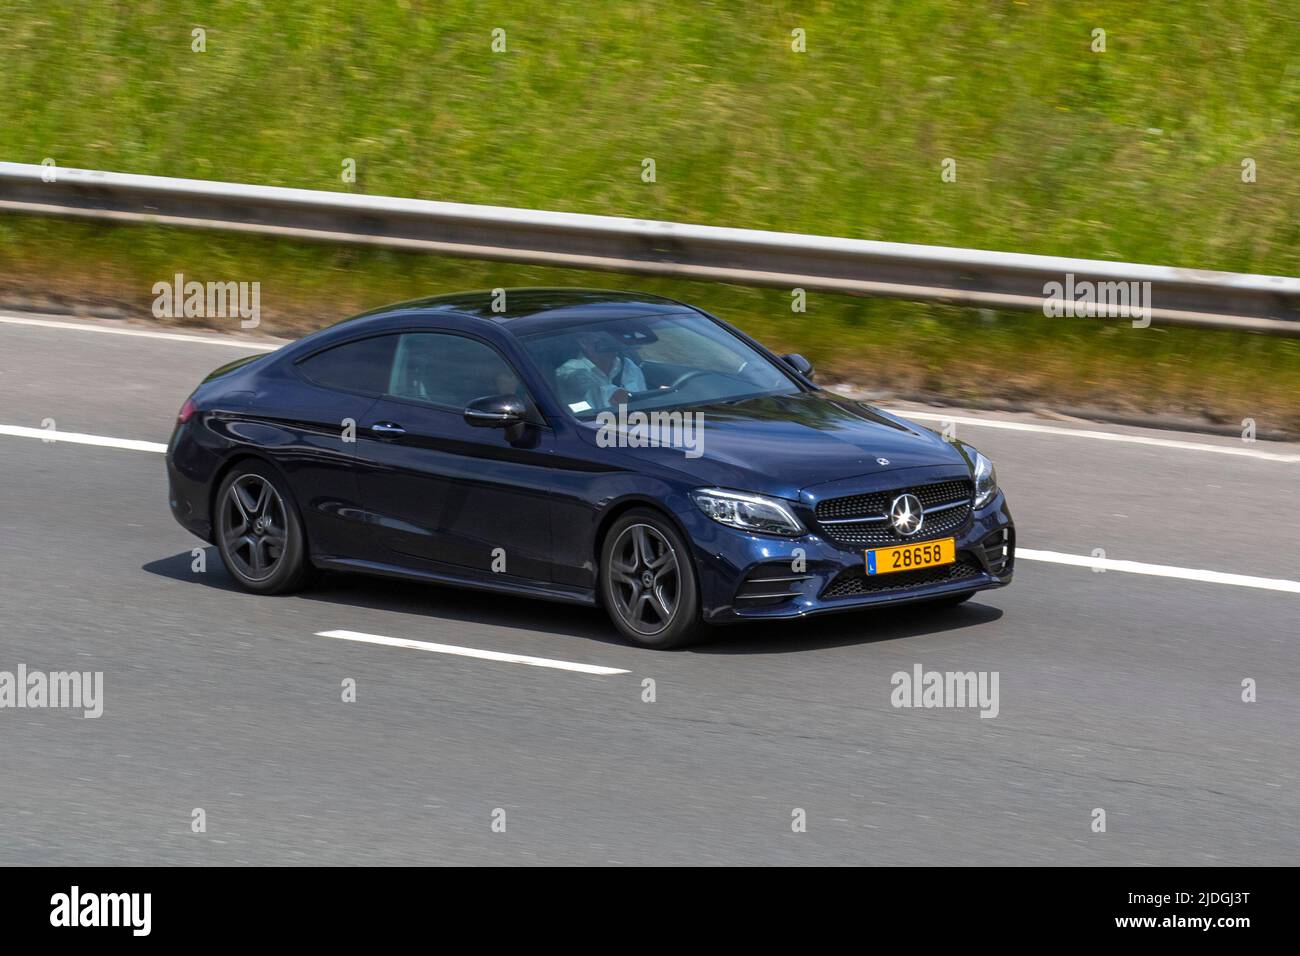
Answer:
[338, 288, 698, 336]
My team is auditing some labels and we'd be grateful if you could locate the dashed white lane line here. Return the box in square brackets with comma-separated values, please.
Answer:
[0, 313, 280, 350]
[1018, 549, 1300, 594]
[314, 629, 630, 676]
[0, 424, 167, 453]
[888, 410, 1300, 463]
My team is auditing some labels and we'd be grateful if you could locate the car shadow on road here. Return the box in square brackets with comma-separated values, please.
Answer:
[688, 600, 1004, 655]
[142, 548, 631, 648]
[143, 548, 1004, 655]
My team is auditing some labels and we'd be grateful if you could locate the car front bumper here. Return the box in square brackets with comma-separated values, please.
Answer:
[680, 491, 1015, 624]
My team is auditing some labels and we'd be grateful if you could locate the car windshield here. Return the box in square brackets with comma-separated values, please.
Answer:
[519, 311, 801, 420]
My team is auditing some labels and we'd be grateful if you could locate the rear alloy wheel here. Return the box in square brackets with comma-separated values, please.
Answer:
[215, 462, 311, 593]
[600, 509, 705, 649]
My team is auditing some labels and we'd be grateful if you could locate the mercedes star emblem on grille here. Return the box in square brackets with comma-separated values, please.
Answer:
[889, 493, 924, 536]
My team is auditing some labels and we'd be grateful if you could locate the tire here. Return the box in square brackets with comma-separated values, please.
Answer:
[599, 508, 706, 649]
[214, 460, 312, 594]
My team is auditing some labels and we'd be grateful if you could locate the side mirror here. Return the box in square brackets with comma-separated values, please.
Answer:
[782, 353, 814, 380]
[464, 394, 528, 428]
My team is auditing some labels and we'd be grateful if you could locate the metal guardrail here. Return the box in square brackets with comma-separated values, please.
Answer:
[1, 161, 1297, 335]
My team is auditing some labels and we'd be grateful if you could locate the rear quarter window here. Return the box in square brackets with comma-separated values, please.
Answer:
[297, 335, 396, 395]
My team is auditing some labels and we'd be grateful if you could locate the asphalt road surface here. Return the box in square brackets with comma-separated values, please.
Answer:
[1, 313, 1297, 866]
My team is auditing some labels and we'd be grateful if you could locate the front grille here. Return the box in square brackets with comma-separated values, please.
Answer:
[734, 563, 813, 608]
[821, 556, 983, 599]
[814, 479, 973, 547]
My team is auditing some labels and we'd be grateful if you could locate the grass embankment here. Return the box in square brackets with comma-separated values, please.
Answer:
[1, 1, 1297, 429]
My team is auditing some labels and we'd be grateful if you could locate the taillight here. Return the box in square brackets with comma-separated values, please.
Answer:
[177, 398, 198, 424]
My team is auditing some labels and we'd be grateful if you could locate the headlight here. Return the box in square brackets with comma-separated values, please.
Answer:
[690, 488, 805, 536]
[972, 452, 999, 509]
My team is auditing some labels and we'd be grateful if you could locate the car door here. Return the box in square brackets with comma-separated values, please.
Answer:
[355, 330, 556, 583]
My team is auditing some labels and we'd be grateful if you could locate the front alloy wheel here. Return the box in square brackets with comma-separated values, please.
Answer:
[600, 509, 704, 648]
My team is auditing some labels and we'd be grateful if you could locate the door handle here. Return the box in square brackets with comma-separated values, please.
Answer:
[371, 422, 406, 435]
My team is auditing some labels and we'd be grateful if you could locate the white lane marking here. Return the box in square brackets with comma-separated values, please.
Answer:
[0, 313, 280, 350]
[900, 410, 1300, 462]
[1018, 549, 1300, 594]
[887, 410, 1300, 463]
[0, 424, 167, 453]
[314, 629, 631, 676]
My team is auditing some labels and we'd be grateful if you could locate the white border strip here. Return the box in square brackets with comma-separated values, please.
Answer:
[314, 629, 630, 676]
[1018, 549, 1300, 594]
[889, 410, 1300, 463]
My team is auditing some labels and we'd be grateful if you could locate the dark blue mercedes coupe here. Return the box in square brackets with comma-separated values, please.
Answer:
[167, 289, 1014, 648]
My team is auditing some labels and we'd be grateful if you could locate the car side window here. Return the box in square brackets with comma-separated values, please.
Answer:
[298, 335, 397, 395]
[387, 332, 524, 410]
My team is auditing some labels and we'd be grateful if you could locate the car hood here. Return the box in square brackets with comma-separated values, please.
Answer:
[578, 390, 973, 500]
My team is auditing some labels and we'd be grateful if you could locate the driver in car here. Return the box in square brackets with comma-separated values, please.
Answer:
[556, 331, 648, 413]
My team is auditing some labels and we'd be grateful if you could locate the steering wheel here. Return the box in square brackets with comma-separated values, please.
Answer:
[659, 369, 712, 393]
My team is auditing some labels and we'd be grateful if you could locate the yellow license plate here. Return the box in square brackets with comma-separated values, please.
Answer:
[866, 538, 955, 575]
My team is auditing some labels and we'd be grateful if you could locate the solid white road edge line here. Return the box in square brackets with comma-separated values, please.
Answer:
[1017, 549, 1300, 594]
[0, 424, 167, 453]
[1, 422, 1297, 596]
[887, 409, 1300, 463]
[4, 312, 1296, 462]
[0, 313, 280, 350]
[314, 629, 631, 676]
